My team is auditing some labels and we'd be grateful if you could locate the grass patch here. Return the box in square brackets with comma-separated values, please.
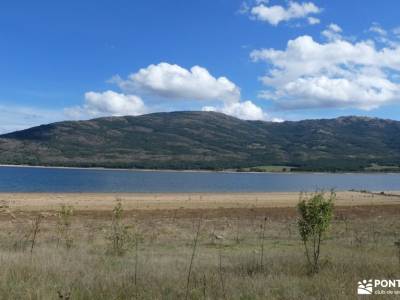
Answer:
[0, 204, 398, 299]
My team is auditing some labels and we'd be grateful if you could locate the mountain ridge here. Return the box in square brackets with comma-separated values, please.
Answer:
[1, 111, 399, 172]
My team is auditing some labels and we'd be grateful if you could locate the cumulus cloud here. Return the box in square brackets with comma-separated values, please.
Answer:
[249, 1, 321, 26]
[251, 30, 400, 110]
[111, 62, 267, 120]
[113, 62, 241, 104]
[202, 100, 266, 120]
[65, 90, 147, 119]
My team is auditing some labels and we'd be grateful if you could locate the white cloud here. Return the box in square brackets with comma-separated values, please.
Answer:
[113, 62, 241, 103]
[202, 100, 266, 120]
[328, 23, 342, 33]
[112, 62, 267, 120]
[369, 23, 387, 36]
[307, 17, 320, 25]
[367, 23, 399, 47]
[65, 90, 147, 119]
[249, 1, 321, 26]
[271, 117, 284, 123]
[251, 31, 400, 110]
[321, 23, 342, 41]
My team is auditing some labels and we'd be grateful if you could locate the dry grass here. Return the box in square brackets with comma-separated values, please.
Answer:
[0, 194, 399, 299]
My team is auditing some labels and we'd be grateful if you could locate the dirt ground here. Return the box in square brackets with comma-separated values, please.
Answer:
[0, 190, 399, 299]
[0, 190, 399, 221]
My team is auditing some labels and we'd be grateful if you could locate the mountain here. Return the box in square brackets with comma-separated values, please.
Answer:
[1, 111, 400, 172]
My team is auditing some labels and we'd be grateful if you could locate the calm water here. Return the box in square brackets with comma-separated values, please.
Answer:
[0, 166, 400, 192]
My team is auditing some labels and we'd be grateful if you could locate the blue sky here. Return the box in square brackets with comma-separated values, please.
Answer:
[1, 0, 400, 132]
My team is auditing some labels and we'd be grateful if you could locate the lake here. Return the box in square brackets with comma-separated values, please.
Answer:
[0, 166, 400, 192]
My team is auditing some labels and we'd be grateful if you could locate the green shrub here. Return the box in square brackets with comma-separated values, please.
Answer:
[297, 191, 335, 274]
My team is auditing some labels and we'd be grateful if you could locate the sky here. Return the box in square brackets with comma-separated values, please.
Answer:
[1, 0, 400, 133]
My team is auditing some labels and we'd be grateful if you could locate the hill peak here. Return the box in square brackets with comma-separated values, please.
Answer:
[1, 111, 399, 172]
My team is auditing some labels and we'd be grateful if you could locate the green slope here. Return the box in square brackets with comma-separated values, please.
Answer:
[1, 112, 399, 171]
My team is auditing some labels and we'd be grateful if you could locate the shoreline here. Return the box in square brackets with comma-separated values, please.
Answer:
[1, 191, 399, 212]
[1, 164, 400, 175]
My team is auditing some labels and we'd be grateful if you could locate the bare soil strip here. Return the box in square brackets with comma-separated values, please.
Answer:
[0, 191, 399, 221]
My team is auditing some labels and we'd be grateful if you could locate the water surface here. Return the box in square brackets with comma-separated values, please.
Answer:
[0, 166, 399, 192]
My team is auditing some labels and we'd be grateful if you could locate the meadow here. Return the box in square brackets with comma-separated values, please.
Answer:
[0, 192, 399, 299]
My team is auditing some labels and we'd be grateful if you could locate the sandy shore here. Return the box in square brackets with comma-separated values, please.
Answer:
[0, 191, 399, 212]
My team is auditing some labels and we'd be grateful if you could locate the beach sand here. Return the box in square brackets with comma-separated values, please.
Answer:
[0, 191, 399, 212]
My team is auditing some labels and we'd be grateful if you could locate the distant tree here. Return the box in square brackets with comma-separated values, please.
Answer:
[297, 190, 335, 274]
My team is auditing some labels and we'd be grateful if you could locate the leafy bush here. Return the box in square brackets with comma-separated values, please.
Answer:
[297, 191, 335, 273]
